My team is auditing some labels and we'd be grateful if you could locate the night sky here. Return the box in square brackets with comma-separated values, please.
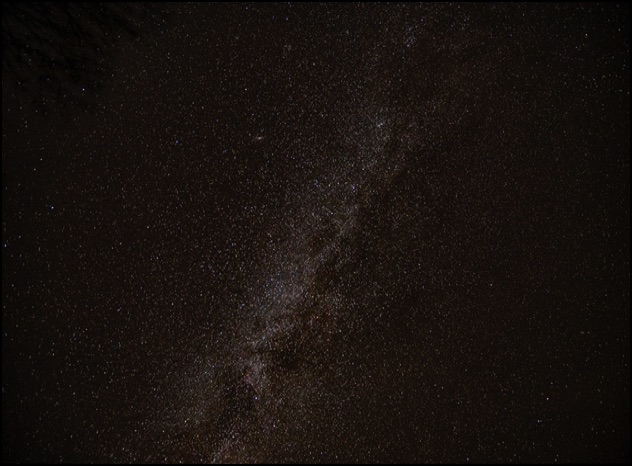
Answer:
[2, 3, 630, 463]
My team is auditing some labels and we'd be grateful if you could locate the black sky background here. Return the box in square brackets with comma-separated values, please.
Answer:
[2, 3, 630, 463]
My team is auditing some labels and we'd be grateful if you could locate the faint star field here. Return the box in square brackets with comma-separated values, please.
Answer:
[2, 3, 630, 463]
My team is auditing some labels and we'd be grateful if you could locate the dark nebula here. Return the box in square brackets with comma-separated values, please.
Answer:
[2, 3, 629, 463]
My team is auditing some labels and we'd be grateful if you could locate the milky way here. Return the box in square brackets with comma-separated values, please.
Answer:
[129, 40, 427, 462]
[3, 3, 629, 463]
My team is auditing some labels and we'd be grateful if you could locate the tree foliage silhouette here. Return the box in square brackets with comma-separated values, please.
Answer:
[2, 3, 150, 109]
